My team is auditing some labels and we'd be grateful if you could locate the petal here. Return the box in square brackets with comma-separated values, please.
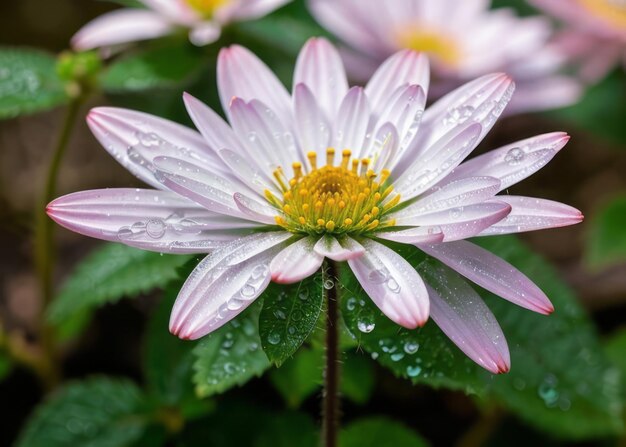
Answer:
[229, 97, 302, 172]
[375, 226, 444, 245]
[334, 87, 371, 155]
[217, 0, 290, 21]
[419, 263, 510, 374]
[348, 239, 429, 328]
[294, 37, 349, 120]
[367, 122, 399, 171]
[395, 202, 511, 242]
[365, 50, 430, 113]
[47, 189, 259, 253]
[418, 240, 554, 314]
[478, 196, 583, 235]
[270, 236, 324, 283]
[233, 192, 278, 225]
[218, 148, 278, 195]
[152, 156, 253, 218]
[313, 235, 365, 261]
[189, 22, 221, 46]
[395, 176, 501, 217]
[374, 84, 426, 153]
[183, 92, 244, 155]
[293, 83, 332, 165]
[217, 45, 291, 124]
[71, 9, 173, 50]
[86, 107, 229, 189]
[409, 74, 515, 173]
[393, 122, 483, 200]
[170, 239, 287, 339]
[447, 132, 570, 190]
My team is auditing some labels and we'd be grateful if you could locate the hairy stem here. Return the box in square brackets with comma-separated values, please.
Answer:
[322, 260, 340, 447]
[33, 98, 82, 388]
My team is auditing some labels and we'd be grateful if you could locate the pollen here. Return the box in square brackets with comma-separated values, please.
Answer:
[186, 0, 229, 17]
[266, 148, 401, 235]
[396, 28, 461, 67]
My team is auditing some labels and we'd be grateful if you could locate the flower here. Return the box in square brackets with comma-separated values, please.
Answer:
[47, 38, 583, 374]
[530, 0, 626, 82]
[308, 0, 581, 114]
[71, 0, 290, 49]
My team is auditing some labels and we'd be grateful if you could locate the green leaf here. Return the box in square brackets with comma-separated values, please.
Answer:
[47, 243, 193, 324]
[586, 195, 626, 269]
[551, 70, 626, 146]
[269, 348, 322, 408]
[341, 351, 375, 405]
[339, 260, 483, 394]
[144, 276, 196, 407]
[192, 301, 270, 397]
[255, 411, 318, 447]
[605, 328, 626, 400]
[0, 350, 13, 381]
[259, 272, 324, 366]
[0, 47, 68, 119]
[101, 44, 207, 93]
[340, 417, 429, 447]
[15, 377, 148, 447]
[475, 236, 623, 439]
[341, 236, 623, 439]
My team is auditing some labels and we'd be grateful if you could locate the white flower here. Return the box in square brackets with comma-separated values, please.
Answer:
[72, 0, 290, 49]
[48, 38, 583, 373]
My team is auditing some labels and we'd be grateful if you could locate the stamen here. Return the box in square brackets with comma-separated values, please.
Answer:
[341, 149, 351, 169]
[307, 151, 317, 170]
[292, 162, 303, 179]
[326, 147, 336, 166]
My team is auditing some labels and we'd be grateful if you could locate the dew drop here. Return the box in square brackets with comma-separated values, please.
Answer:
[407, 365, 422, 377]
[368, 269, 388, 284]
[268, 332, 281, 345]
[403, 341, 420, 354]
[323, 279, 334, 290]
[357, 320, 375, 333]
[504, 147, 525, 165]
[145, 218, 166, 239]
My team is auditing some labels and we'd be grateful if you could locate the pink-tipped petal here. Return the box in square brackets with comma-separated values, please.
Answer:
[348, 239, 430, 328]
[170, 242, 284, 340]
[422, 264, 510, 374]
[270, 237, 324, 284]
[478, 196, 584, 235]
[217, 45, 291, 124]
[334, 87, 371, 156]
[419, 240, 554, 315]
[170, 232, 292, 337]
[365, 50, 430, 112]
[293, 83, 332, 165]
[393, 122, 483, 200]
[86, 107, 229, 189]
[313, 235, 365, 261]
[294, 37, 349, 119]
[71, 9, 173, 50]
[447, 132, 570, 190]
[46, 189, 258, 253]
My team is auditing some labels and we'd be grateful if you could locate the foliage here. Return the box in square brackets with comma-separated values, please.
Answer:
[340, 417, 429, 447]
[0, 47, 68, 119]
[586, 195, 626, 270]
[339, 236, 623, 439]
[47, 243, 193, 325]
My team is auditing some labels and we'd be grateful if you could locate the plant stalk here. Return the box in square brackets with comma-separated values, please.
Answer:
[322, 260, 340, 447]
[32, 98, 83, 388]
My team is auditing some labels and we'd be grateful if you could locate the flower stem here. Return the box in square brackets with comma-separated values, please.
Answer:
[322, 260, 340, 447]
[32, 98, 83, 388]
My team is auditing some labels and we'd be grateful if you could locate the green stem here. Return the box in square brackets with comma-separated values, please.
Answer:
[33, 98, 83, 388]
[321, 260, 340, 447]
[455, 405, 503, 447]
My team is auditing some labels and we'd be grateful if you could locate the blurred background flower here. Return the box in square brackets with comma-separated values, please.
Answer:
[308, 0, 582, 113]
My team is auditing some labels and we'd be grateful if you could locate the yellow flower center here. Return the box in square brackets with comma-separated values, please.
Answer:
[266, 148, 400, 235]
[580, 0, 626, 28]
[396, 28, 461, 67]
[185, 0, 228, 18]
